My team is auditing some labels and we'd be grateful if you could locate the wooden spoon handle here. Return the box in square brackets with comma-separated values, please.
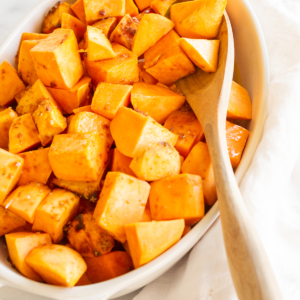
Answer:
[204, 122, 283, 300]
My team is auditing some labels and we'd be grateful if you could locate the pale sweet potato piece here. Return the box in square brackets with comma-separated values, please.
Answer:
[5, 232, 52, 282]
[111, 148, 135, 177]
[61, 13, 87, 41]
[26, 244, 87, 287]
[71, 0, 86, 23]
[0, 108, 18, 150]
[92, 18, 117, 38]
[0, 61, 25, 106]
[0, 206, 26, 237]
[32, 189, 80, 243]
[151, 0, 176, 16]
[125, 0, 139, 16]
[134, 0, 152, 11]
[93, 172, 150, 242]
[125, 220, 184, 268]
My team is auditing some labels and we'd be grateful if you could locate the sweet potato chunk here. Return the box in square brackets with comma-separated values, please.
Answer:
[5, 232, 52, 282]
[140, 69, 158, 84]
[4, 183, 51, 223]
[68, 112, 113, 151]
[47, 77, 91, 114]
[32, 189, 80, 243]
[0, 61, 25, 106]
[0, 149, 24, 204]
[131, 82, 185, 124]
[125, 220, 184, 268]
[125, 0, 139, 16]
[181, 142, 217, 206]
[164, 106, 204, 157]
[71, 0, 86, 23]
[171, 0, 226, 39]
[85, 251, 133, 283]
[76, 273, 91, 286]
[110, 107, 178, 158]
[0, 108, 18, 150]
[92, 83, 132, 119]
[144, 30, 196, 85]
[9, 114, 40, 154]
[134, 0, 152, 11]
[65, 212, 114, 257]
[83, 0, 126, 24]
[140, 201, 152, 221]
[179, 38, 220, 73]
[227, 81, 252, 120]
[151, 0, 176, 16]
[111, 148, 135, 177]
[93, 172, 150, 242]
[130, 142, 181, 181]
[0, 206, 26, 237]
[85, 43, 139, 85]
[73, 105, 93, 114]
[149, 174, 204, 225]
[226, 121, 249, 168]
[92, 18, 117, 38]
[61, 13, 87, 41]
[31, 29, 83, 89]
[132, 14, 174, 57]
[26, 244, 87, 287]
[17, 148, 52, 186]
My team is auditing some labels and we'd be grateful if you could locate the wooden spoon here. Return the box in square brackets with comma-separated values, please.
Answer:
[176, 12, 282, 300]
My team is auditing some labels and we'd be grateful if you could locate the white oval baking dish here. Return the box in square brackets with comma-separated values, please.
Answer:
[0, 0, 269, 299]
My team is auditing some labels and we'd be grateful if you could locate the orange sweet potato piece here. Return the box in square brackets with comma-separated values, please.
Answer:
[125, 219, 185, 268]
[91, 83, 132, 120]
[125, 0, 139, 16]
[83, 0, 125, 25]
[164, 106, 204, 157]
[140, 201, 152, 221]
[32, 189, 80, 243]
[85, 43, 139, 85]
[93, 172, 150, 242]
[85, 251, 133, 283]
[132, 14, 174, 57]
[134, 0, 152, 11]
[92, 18, 117, 38]
[111, 148, 135, 177]
[140, 69, 158, 84]
[61, 13, 87, 41]
[73, 105, 93, 114]
[151, 0, 176, 16]
[76, 272, 91, 286]
[0, 108, 18, 150]
[227, 81, 252, 120]
[26, 244, 87, 287]
[31, 29, 83, 89]
[0, 61, 25, 106]
[110, 107, 178, 158]
[0, 206, 26, 237]
[131, 82, 185, 124]
[5, 232, 52, 282]
[144, 30, 196, 85]
[226, 121, 249, 168]
[71, 0, 86, 23]
[0, 149, 24, 204]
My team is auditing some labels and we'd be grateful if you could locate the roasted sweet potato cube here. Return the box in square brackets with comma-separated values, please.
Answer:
[85, 43, 139, 85]
[26, 244, 87, 287]
[92, 83, 132, 120]
[0, 149, 24, 204]
[125, 220, 184, 268]
[149, 174, 205, 225]
[71, 0, 86, 23]
[132, 14, 174, 57]
[0, 61, 25, 106]
[134, 0, 152, 11]
[227, 81, 252, 120]
[17, 148, 52, 186]
[47, 77, 91, 114]
[131, 82, 185, 124]
[32, 189, 80, 243]
[65, 212, 114, 257]
[76, 273, 91, 286]
[68, 112, 113, 152]
[144, 30, 196, 85]
[179, 38, 220, 73]
[0, 108, 18, 150]
[4, 183, 51, 223]
[92, 18, 117, 38]
[0, 206, 26, 237]
[140, 69, 158, 84]
[125, 0, 139, 16]
[110, 107, 178, 158]
[151, 0, 176, 16]
[93, 172, 150, 242]
[9, 114, 40, 154]
[42, 2, 74, 33]
[73, 105, 93, 114]
[181, 142, 217, 206]
[49, 133, 108, 181]
[18, 40, 40, 85]
[62, 13, 87, 41]
[226, 121, 249, 168]
[83, 0, 125, 25]
[140, 201, 152, 221]
[171, 0, 226, 39]
[5, 232, 52, 282]
[164, 106, 204, 157]
[111, 148, 135, 177]
[85, 251, 133, 283]
[31, 29, 83, 89]
[110, 14, 139, 50]
[130, 142, 181, 181]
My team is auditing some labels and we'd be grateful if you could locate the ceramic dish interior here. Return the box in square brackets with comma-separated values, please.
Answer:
[0, 0, 269, 299]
